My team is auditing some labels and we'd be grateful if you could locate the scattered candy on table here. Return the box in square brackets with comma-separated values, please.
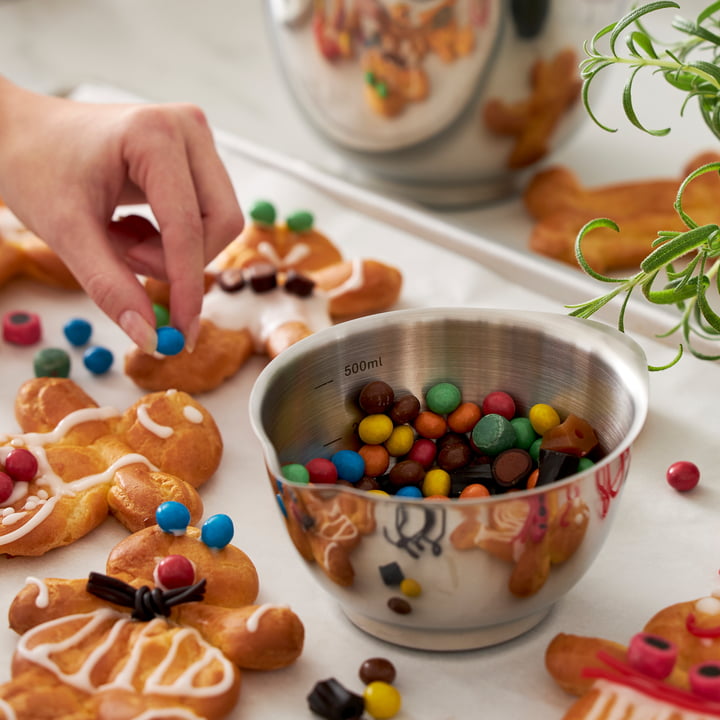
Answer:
[33, 347, 71, 378]
[62, 317, 92, 347]
[83, 345, 114, 375]
[308, 658, 401, 720]
[3, 310, 41, 345]
[666, 461, 700, 492]
[281, 379, 601, 500]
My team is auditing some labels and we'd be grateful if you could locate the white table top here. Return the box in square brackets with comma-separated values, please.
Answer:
[2, 2, 720, 719]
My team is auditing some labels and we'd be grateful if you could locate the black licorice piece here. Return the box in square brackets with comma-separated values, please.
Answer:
[378, 561, 404, 586]
[536, 449, 579, 486]
[247, 262, 278, 293]
[307, 677, 364, 720]
[449, 463, 493, 497]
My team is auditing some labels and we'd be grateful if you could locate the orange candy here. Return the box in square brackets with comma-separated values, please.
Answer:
[447, 402, 482, 433]
[526, 468, 540, 489]
[459, 483, 491, 499]
[413, 410, 447, 439]
[359, 444, 390, 477]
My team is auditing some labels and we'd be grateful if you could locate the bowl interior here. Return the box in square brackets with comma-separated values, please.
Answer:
[252, 308, 648, 475]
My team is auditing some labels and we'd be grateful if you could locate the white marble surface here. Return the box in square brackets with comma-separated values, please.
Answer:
[2, 2, 720, 720]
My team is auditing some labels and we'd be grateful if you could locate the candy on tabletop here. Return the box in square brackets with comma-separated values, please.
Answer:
[62, 317, 92, 347]
[666, 460, 700, 492]
[82, 345, 114, 375]
[2, 310, 42, 345]
[33, 346, 70, 378]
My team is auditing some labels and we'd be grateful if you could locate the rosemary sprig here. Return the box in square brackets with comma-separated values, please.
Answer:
[572, 1, 720, 366]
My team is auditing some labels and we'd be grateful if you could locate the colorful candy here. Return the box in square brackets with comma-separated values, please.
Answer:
[281, 379, 601, 500]
[156, 501, 191, 535]
[3, 310, 41, 345]
[363, 681, 402, 719]
[201, 513, 234, 549]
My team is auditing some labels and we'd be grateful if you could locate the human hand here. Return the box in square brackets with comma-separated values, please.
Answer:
[0, 77, 244, 352]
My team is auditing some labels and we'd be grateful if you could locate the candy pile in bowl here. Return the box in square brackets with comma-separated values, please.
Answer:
[281, 378, 601, 501]
[250, 308, 649, 651]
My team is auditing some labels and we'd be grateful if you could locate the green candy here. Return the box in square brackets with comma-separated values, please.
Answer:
[286, 210, 314, 233]
[250, 200, 277, 227]
[281, 463, 310, 485]
[471, 414, 517, 455]
[152, 303, 170, 328]
[510, 417, 537, 450]
[528, 437, 543, 462]
[425, 382, 461, 415]
[34, 347, 71, 378]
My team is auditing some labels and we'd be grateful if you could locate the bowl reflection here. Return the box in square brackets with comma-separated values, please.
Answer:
[249, 307, 648, 650]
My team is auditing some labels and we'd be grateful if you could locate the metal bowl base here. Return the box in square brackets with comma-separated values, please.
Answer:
[340, 605, 553, 652]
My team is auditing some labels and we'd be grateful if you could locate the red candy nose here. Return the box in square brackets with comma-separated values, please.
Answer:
[627, 632, 677, 679]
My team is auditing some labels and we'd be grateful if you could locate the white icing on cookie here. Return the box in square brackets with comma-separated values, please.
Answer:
[16, 608, 236, 700]
[0, 406, 168, 547]
[183, 406, 203, 424]
[245, 603, 289, 633]
[24, 576, 49, 608]
[137, 403, 173, 439]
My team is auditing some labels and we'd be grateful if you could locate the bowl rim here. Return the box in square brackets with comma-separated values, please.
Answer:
[248, 307, 650, 504]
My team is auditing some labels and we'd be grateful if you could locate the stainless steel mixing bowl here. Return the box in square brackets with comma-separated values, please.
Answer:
[249, 307, 648, 650]
[266, 0, 626, 205]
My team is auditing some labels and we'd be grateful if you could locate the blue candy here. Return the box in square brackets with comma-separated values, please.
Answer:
[156, 501, 191, 534]
[395, 486, 423, 498]
[83, 346, 113, 374]
[331, 449, 365, 483]
[63, 317, 92, 346]
[156, 326, 185, 356]
[201, 514, 234, 549]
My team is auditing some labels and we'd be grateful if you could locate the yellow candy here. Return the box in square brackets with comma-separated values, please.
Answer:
[368, 489, 390, 496]
[528, 403, 561, 435]
[363, 681, 402, 719]
[384, 424, 414, 456]
[400, 577, 422, 597]
[422, 467, 451, 497]
[358, 414, 394, 445]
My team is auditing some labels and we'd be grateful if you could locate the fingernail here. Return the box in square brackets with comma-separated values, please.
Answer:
[185, 316, 201, 354]
[119, 310, 157, 354]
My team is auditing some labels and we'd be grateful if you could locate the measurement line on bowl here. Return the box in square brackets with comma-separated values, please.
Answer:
[313, 379, 335, 390]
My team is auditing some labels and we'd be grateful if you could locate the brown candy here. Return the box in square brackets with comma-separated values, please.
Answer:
[437, 436, 472, 471]
[247, 262, 278, 293]
[284, 270, 315, 297]
[387, 597, 412, 614]
[359, 657, 397, 685]
[217, 267, 246, 293]
[389, 459, 425, 488]
[492, 448, 533, 488]
[389, 394, 421, 424]
[359, 381, 395, 414]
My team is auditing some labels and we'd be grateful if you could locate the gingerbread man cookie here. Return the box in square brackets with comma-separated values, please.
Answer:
[546, 589, 720, 719]
[0, 504, 304, 720]
[124, 201, 403, 394]
[0, 200, 79, 290]
[484, 48, 581, 169]
[524, 151, 720, 272]
[450, 486, 589, 597]
[0, 376, 222, 556]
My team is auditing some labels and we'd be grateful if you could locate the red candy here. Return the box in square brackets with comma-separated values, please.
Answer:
[2, 310, 42, 345]
[0, 472, 13, 504]
[407, 438, 437, 469]
[627, 632, 677, 679]
[4, 448, 38, 483]
[666, 461, 700, 492]
[306, 457, 338, 484]
[481, 391, 515, 420]
[156, 554, 195, 589]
